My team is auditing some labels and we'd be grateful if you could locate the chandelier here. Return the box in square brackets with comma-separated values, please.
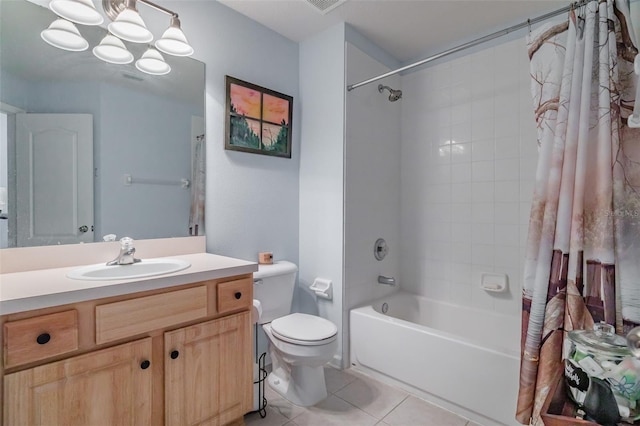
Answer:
[40, 0, 194, 75]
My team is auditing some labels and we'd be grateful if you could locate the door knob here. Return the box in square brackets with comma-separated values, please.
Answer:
[79, 225, 89, 233]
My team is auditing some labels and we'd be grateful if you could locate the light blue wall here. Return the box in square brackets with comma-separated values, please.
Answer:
[0, 71, 29, 110]
[98, 83, 198, 240]
[299, 22, 346, 367]
[161, 1, 301, 265]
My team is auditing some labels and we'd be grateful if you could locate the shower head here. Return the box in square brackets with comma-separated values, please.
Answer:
[378, 84, 402, 102]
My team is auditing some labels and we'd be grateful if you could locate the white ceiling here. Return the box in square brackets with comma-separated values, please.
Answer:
[218, 0, 568, 63]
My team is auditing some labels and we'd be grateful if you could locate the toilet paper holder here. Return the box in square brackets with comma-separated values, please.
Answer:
[310, 278, 332, 300]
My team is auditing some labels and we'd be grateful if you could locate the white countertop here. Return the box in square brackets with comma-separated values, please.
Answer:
[0, 253, 258, 315]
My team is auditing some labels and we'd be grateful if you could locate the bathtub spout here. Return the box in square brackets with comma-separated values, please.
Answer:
[378, 275, 396, 286]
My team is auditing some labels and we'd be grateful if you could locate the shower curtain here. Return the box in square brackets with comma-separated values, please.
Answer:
[189, 134, 205, 236]
[516, 0, 638, 424]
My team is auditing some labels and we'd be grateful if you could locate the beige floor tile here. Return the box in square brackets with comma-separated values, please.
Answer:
[264, 384, 307, 419]
[325, 366, 358, 394]
[293, 395, 378, 426]
[383, 396, 467, 426]
[334, 376, 408, 419]
[465, 421, 484, 426]
[244, 406, 289, 426]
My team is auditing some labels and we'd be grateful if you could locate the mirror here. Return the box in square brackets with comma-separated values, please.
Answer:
[0, 0, 205, 248]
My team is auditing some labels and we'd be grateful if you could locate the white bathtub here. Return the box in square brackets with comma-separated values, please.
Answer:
[350, 291, 521, 426]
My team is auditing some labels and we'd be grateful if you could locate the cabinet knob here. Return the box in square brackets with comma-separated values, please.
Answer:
[170, 350, 179, 359]
[36, 333, 51, 345]
[234, 292, 242, 300]
[140, 360, 151, 370]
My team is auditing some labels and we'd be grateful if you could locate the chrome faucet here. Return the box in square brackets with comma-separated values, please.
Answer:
[378, 275, 396, 286]
[106, 237, 141, 266]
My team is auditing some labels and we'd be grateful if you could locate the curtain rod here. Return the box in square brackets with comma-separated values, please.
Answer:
[346, 0, 587, 91]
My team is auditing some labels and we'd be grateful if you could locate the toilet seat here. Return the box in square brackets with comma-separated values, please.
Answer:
[271, 313, 337, 346]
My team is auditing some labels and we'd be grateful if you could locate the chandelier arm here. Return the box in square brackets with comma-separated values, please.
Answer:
[102, 0, 177, 22]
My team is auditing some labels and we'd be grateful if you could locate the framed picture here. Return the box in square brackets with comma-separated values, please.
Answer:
[225, 76, 293, 158]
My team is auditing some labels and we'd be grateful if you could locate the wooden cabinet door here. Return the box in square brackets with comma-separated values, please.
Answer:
[165, 311, 252, 426]
[4, 337, 153, 426]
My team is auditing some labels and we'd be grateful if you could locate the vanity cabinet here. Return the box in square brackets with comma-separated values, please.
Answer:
[4, 338, 153, 425]
[165, 312, 251, 426]
[1, 275, 253, 426]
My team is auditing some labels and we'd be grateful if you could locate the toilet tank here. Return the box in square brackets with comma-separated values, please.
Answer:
[253, 261, 298, 324]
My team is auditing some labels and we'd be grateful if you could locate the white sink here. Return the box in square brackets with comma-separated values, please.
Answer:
[66, 258, 191, 281]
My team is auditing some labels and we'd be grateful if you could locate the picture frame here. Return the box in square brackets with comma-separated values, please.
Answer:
[224, 76, 293, 158]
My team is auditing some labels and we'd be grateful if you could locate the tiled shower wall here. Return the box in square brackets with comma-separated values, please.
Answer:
[344, 42, 401, 366]
[399, 36, 539, 317]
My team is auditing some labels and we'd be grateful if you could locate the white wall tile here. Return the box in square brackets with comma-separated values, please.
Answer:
[452, 203, 472, 223]
[472, 139, 494, 162]
[520, 180, 535, 203]
[452, 182, 471, 203]
[494, 245, 521, 268]
[472, 203, 494, 224]
[451, 122, 472, 144]
[519, 153, 538, 181]
[471, 182, 494, 203]
[426, 279, 451, 301]
[472, 161, 494, 182]
[495, 223, 520, 246]
[399, 35, 539, 318]
[495, 158, 520, 181]
[451, 162, 471, 183]
[449, 281, 473, 306]
[495, 136, 519, 159]
[430, 203, 453, 223]
[472, 244, 494, 265]
[520, 224, 530, 248]
[452, 242, 472, 264]
[451, 57, 471, 86]
[520, 202, 532, 225]
[451, 222, 472, 244]
[494, 202, 520, 225]
[472, 223, 494, 244]
[494, 180, 519, 203]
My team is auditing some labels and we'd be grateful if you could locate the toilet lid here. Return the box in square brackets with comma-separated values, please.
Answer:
[271, 313, 337, 343]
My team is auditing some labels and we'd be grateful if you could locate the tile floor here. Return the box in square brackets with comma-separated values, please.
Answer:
[244, 367, 483, 426]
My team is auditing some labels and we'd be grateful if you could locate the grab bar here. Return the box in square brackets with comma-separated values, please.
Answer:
[123, 174, 190, 189]
[378, 275, 396, 286]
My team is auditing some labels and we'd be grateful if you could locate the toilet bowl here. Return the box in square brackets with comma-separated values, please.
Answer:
[253, 262, 338, 407]
[263, 313, 338, 406]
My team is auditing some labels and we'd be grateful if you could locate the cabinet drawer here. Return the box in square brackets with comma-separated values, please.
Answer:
[217, 278, 252, 314]
[4, 310, 78, 368]
[96, 286, 207, 344]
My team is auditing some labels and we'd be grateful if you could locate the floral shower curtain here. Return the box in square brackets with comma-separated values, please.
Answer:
[189, 134, 206, 236]
[516, 0, 638, 424]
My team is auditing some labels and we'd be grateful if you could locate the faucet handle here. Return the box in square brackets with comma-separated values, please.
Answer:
[120, 237, 135, 249]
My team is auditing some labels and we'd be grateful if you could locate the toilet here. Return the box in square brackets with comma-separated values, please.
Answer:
[253, 261, 338, 407]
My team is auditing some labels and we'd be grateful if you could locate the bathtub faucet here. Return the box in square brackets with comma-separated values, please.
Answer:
[378, 275, 396, 286]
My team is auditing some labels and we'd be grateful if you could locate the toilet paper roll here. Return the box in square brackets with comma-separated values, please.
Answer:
[252, 299, 262, 324]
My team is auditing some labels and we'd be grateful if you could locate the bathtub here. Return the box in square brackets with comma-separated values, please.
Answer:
[350, 291, 521, 426]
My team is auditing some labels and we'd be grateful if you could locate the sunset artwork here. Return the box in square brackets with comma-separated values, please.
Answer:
[229, 83, 261, 119]
[225, 76, 293, 158]
[263, 94, 289, 125]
